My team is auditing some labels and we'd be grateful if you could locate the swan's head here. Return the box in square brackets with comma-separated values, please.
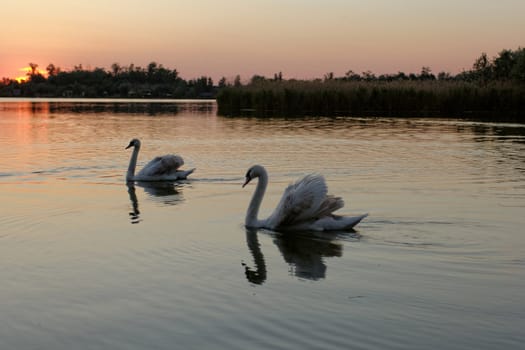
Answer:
[243, 165, 265, 187]
[126, 138, 141, 150]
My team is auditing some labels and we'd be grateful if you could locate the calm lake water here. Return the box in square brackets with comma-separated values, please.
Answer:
[1, 98, 524, 350]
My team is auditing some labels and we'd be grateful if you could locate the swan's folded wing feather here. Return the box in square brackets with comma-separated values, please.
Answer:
[316, 195, 345, 218]
[160, 155, 184, 173]
[268, 174, 329, 227]
[138, 155, 184, 177]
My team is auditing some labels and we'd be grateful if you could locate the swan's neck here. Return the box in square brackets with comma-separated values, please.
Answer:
[127, 145, 140, 181]
[246, 170, 268, 227]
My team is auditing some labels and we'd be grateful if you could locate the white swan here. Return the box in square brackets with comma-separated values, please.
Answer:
[125, 138, 195, 181]
[242, 165, 367, 231]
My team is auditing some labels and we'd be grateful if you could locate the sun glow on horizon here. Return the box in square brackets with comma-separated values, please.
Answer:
[14, 66, 48, 83]
[1, 1, 524, 83]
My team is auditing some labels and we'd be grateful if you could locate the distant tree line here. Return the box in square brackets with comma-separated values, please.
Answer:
[217, 48, 525, 121]
[244, 48, 525, 84]
[0, 62, 216, 98]
[2, 48, 525, 121]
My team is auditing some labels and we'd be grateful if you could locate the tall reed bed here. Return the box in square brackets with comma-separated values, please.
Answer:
[217, 80, 525, 121]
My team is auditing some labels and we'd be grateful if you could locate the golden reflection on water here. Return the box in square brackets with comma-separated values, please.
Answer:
[0, 102, 51, 169]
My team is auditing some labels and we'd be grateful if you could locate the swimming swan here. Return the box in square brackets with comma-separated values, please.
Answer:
[125, 138, 195, 181]
[242, 165, 367, 231]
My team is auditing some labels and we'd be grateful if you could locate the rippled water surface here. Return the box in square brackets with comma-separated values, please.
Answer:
[1, 99, 524, 349]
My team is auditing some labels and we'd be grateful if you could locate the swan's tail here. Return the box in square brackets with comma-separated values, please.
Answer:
[177, 168, 196, 179]
[317, 213, 368, 231]
[340, 213, 368, 229]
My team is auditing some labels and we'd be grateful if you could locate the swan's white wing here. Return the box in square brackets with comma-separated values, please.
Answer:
[267, 174, 333, 228]
[138, 154, 184, 177]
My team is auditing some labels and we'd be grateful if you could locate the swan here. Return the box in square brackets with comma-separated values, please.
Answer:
[242, 165, 367, 231]
[125, 138, 195, 181]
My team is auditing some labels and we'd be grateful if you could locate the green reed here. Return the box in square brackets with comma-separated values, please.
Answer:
[217, 80, 525, 121]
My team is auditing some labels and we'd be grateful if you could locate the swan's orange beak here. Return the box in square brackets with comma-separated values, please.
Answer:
[242, 177, 251, 188]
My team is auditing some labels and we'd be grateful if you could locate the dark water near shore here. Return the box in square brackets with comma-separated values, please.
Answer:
[1, 99, 524, 349]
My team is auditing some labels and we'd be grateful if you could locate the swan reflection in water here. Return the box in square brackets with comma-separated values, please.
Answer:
[126, 181, 186, 224]
[243, 228, 360, 284]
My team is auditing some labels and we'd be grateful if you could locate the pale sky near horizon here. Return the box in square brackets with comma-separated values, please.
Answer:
[1, 0, 524, 82]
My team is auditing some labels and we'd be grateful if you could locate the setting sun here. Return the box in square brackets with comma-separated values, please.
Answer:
[15, 66, 48, 83]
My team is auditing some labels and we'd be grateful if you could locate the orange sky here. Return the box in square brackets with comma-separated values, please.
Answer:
[1, 0, 524, 82]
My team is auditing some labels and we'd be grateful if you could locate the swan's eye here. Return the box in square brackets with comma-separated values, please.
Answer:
[245, 169, 252, 179]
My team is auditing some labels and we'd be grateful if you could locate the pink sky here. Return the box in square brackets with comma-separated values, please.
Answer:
[1, 0, 524, 82]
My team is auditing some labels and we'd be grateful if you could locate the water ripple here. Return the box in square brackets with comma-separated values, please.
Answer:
[1, 102, 525, 350]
